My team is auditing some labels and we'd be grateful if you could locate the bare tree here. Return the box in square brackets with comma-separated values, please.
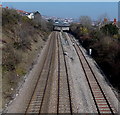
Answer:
[40, 19, 48, 31]
[79, 16, 92, 29]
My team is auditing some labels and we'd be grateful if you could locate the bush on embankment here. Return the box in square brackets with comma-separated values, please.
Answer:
[2, 8, 53, 107]
[70, 23, 120, 91]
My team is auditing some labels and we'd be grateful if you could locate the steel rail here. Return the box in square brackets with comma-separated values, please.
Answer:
[57, 32, 60, 114]
[24, 32, 55, 114]
[68, 33, 115, 115]
[58, 32, 73, 114]
[38, 32, 56, 114]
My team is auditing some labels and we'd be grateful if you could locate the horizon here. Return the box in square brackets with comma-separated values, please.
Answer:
[2, 2, 118, 21]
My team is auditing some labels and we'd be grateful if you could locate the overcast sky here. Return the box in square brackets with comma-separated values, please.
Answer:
[2, 2, 118, 20]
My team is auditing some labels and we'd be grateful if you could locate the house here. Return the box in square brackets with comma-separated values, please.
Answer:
[27, 12, 34, 19]
[16, 9, 42, 21]
[17, 10, 29, 16]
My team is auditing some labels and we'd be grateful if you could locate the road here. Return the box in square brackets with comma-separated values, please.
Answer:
[4, 31, 118, 114]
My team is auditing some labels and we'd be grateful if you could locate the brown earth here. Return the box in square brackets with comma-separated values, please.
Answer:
[2, 29, 49, 109]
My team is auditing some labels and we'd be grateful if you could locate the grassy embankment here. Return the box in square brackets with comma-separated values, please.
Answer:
[2, 8, 53, 107]
[70, 22, 120, 92]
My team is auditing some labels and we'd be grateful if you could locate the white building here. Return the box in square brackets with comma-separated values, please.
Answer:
[27, 13, 34, 19]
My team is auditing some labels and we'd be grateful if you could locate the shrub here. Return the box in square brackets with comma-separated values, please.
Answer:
[2, 8, 21, 26]
[16, 67, 26, 76]
[70, 22, 120, 90]
[2, 42, 23, 70]
[101, 23, 119, 36]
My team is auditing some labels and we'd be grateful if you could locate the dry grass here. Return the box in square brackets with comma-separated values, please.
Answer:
[2, 8, 51, 108]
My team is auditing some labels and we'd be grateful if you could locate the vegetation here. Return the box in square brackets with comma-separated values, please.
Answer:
[79, 16, 92, 29]
[2, 8, 53, 106]
[70, 17, 120, 91]
[100, 23, 119, 36]
[2, 8, 53, 69]
[2, 8, 21, 26]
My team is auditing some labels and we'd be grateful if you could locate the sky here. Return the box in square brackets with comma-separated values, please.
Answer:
[118, 2, 120, 22]
[2, 2, 118, 20]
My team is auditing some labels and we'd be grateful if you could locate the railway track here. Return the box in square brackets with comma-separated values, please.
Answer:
[66, 33, 117, 114]
[57, 32, 73, 114]
[24, 31, 73, 114]
[24, 32, 56, 113]
[16, 31, 117, 114]
[5, 31, 118, 114]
